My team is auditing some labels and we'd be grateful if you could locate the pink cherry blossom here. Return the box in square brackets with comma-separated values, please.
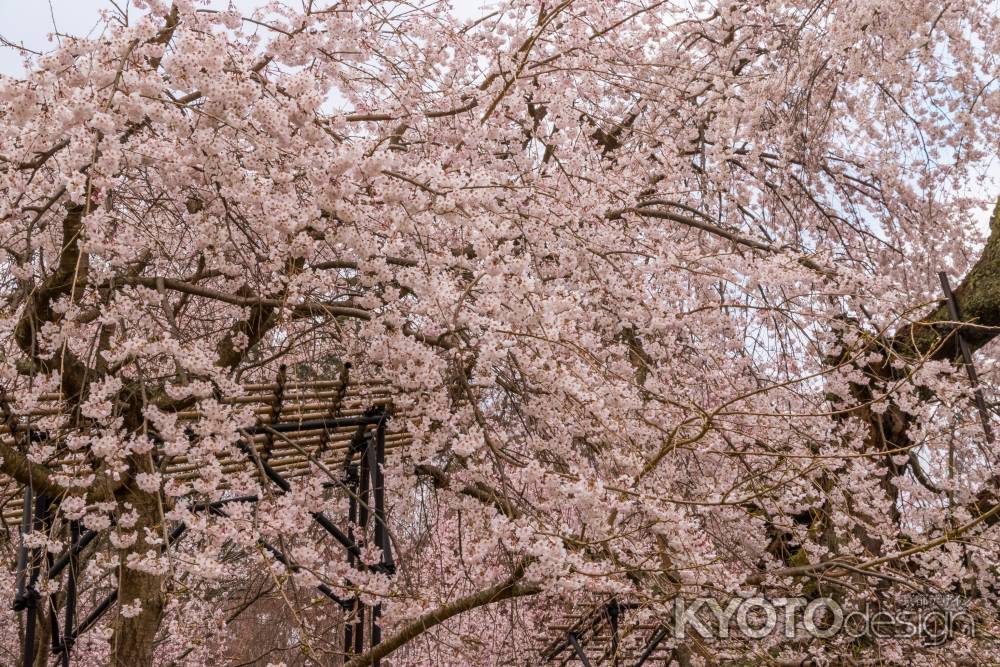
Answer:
[0, 1, 999, 665]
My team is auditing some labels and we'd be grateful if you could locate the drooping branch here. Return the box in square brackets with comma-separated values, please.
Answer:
[610, 203, 773, 252]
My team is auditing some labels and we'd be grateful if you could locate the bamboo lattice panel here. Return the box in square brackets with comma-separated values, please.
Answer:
[534, 598, 673, 666]
[0, 377, 410, 526]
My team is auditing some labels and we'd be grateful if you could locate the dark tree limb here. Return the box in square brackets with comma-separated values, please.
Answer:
[342, 563, 539, 667]
[13, 204, 92, 403]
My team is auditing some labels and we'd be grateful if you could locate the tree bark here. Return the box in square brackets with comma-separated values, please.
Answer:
[897, 200, 1000, 359]
[110, 481, 167, 666]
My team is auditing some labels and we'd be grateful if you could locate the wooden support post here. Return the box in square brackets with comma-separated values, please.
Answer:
[607, 601, 620, 666]
[355, 433, 371, 656]
[344, 462, 359, 656]
[262, 364, 288, 461]
[632, 626, 667, 667]
[567, 633, 593, 667]
[940, 272, 995, 444]
[60, 521, 78, 666]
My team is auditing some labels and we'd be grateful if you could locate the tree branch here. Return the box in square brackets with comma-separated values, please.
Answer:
[113, 276, 370, 321]
[343, 564, 539, 667]
[414, 463, 521, 519]
[0, 439, 64, 498]
[609, 201, 835, 277]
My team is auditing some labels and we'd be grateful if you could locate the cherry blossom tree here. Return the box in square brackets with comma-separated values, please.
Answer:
[1, 0, 1000, 665]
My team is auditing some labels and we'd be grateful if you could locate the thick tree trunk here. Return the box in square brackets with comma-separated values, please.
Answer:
[899, 200, 1000, 359]
[110, 485, 167, 666]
